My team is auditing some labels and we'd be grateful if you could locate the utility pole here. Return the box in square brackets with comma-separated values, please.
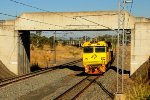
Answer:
[115, 0, 133, 100]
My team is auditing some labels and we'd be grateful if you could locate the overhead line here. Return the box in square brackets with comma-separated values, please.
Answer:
[74, 13, 118, 17]
[9, 0, 122, 27]
[0, 12, 67, 28]
[79, 17, 118, 33]
[9, 0, 89, 26]
[9, 0, 75, 19]
[7, 0, 129, 32]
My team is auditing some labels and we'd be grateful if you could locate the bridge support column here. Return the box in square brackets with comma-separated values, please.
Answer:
[18, 31, 30, 75]
[0, 25, 19, 75]
[131, 22, 150, 76]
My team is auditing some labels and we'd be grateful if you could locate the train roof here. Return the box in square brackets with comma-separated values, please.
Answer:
[82, 41, 108, 47]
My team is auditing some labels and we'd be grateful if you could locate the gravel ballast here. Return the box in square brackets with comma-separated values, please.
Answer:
[0, 68, 75, 100]
[77, 69, 132, 100]
[19, 71, 86, 100]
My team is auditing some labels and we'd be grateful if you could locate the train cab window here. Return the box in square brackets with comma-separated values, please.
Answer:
[95, 46, 105, 52]
[83, 47, 93, 53]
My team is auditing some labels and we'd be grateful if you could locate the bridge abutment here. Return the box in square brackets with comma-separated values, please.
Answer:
[0, 20, 30, 75]
[131, 22, 150, 79]
[18, 31, 30, 75]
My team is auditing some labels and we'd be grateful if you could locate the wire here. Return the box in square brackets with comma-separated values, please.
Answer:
[9, 0, 78, 20]
[74, 13, 118, 17]
[78, 17, 118, 33]
[9, 0, 90, 26]
[9, 0, 123, 28]
[0, 12, 67, 29]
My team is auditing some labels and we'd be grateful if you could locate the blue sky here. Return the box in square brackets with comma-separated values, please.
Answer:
[0, 0, 150, 20]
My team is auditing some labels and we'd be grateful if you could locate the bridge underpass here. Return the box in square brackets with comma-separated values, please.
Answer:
[0, 11, 150, 81]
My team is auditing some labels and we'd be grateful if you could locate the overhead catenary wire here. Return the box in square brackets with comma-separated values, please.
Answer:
[9, 0, 120, 21]
[9, 0, 87, 26]
[9, 0, 74, 19]
[9, 0, 126, 31]
[77, 17, 118, 33]
[0, 12, 67, 29]
[2, 0, 124, 32]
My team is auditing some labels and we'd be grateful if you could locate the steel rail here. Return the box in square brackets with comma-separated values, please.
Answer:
[0, 59, 82, 87]
[54, 75, 100, 100]
[72, 76, 100, 99]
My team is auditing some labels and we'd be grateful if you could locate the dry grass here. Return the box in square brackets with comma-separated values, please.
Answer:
[126, 82, 150, 100]
[30, 44, 82, 68]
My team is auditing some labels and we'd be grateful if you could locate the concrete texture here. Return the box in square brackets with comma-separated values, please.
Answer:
[131, 57, 150, 82]
[0, 20, 30, 75]
[0, 60, 16, 80]
[15, 11, 136, 30]
[131, 22, 150, 75]
[0, 20, 19, 75]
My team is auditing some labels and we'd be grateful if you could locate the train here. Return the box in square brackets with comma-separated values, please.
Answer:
[82, 41, 113, 74]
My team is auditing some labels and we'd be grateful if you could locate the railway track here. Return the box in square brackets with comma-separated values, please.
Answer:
[54, 75, 100, 100]
[0, 59, 82, 87]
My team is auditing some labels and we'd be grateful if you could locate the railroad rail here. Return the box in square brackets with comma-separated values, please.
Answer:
[0, 59, 82, 87]
[54, 75, 100, 100]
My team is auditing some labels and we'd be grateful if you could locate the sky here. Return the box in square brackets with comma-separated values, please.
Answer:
[0, 0, 150, 20]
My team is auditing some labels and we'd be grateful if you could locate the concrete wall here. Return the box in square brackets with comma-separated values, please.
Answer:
[131, 22, 150, 75]
[0, 20, 19, 75]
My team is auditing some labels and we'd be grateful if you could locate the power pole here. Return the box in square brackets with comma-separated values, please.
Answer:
[115, 0, 133, 99]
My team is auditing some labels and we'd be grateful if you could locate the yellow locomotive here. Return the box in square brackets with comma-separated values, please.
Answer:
[82, 41, 113, 74]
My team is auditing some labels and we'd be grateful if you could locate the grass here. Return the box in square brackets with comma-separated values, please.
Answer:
[126, 81, 150, 100]
[30, 44, 82, 68]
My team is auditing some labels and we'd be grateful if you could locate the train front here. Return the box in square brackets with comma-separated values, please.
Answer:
[82, 41, 109, 74]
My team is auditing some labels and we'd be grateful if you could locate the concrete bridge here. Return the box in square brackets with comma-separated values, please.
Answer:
[0, 11, 150, 77]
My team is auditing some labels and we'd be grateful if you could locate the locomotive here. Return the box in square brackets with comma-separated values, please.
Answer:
[82, 41, 113, 74]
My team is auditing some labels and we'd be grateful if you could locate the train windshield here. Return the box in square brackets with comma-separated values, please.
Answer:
[83, 47, 93, 53]
[95, 46, 105, 52]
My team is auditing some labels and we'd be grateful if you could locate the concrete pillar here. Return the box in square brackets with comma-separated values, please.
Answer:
[18, 31, 30, 75]
[131, 29, 136, 75]
[131, 22, 150, 75]
[0, 27, 18, 75]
